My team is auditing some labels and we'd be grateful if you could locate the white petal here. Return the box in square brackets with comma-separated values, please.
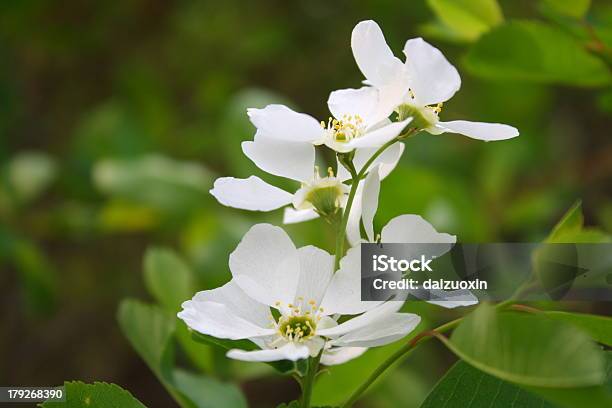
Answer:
[338, 143, 404, 181]
[318, 301, 401, 337]
[210, 176, 292, 211]
[329, 313, 420, 347]
[283, 207, 319, 224]
[321, 347, 368, 366]
[191, 280, 271, 328]
[346, 118, 412, 149]
[403, 38, 461, 106]
[178, 300, 275, 340]
[295, 245, 334, 306]
[229, 224, 300, 309]
[361, 167, 380, 242]
[381, 214, 456, 244]
[328, 87, 382, 126]
[227, 342, 310, 362]
[319, 247, 382, 315]
[435, 120, 519, 141]
[247, 104, 323, 143]
[381, 214, 456, 259]
[345, 184, 364, 247]
[425, 289, 478, 309]
[242, 136, 314, 182]
[351, 20, 404, 87]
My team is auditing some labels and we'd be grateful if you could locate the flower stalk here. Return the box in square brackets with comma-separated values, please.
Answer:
[300, 351, 323, 408]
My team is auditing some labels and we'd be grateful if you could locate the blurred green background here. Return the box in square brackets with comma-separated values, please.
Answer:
[1, 0, 611, 407]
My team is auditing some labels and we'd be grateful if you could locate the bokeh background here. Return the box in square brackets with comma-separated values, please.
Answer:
[1, 0, 611, 407]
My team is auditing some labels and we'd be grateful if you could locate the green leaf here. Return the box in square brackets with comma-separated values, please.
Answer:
[118, 300, 245, 408]
[143, 247, 213, 373]
[144, 247, 194, 312]
[547, 200, 583, 242]
[117, 299, 193, 407]
[0, 231, 57, 315]
[465, 21, 612, 86]
[427, 0, 503, 41]
[173, 369, 247, 408]
[526, 352, 612, 408]
[313, 339, 414, 405]
[540, 0, 591, 19]
[420, 358, 612, 408]
[545, 311, 612, 346]
[439, 304, 606, 387]
[40, 381, 146, 408]
[117, 300, 176, 387]
[420, 360, 554, 407]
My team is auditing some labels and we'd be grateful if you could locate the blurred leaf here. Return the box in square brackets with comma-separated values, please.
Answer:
[426, 0, 503, 42]
[117, 300, 192, 407]
[117, 300, 176, 391]
[369, 367, 430, 408]
[420, 360, 554, 408]
[312, 324, 425, 406]
[1, 151, 56, 207]
[0, 229, 57, 315]
[526, 352, 612, 408]
[118, 299, 243, 408]
[173, 369, 247, 408]
[93, 154, 211, 215]
[545, 311, 612, 346]
[144, 247, 194, 313]
[539, 0, 591, 19]
[596, 87, 612, 113]
[439, 304, 606, 387]
[98, 200, 160, 232]
[39, 381, 146, 408]
[546, 201, 611, 243]
[276, 402, 300, 408]
[143, 247, 213, 373]
[72, 102, 150, 162]
[465, 21, 612, 86]
[546, 200, 583, 242]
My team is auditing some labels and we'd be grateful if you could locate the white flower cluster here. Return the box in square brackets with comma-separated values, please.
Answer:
[179, 20, 517, 365]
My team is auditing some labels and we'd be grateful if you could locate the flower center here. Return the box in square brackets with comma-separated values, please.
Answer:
[272, 298, 324, 343]
[278, 315, 317, 341]
[322, 114, 365, 143]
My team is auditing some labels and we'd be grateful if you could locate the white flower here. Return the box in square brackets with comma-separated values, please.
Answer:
[346, 166, 478, 308]
[248, 103, 412, 155]
[178, 224, 421, 365]
[348, 20, 519, 141]
[210, 106, 406, 223]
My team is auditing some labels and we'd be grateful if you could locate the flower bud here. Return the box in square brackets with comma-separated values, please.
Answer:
[397, 103, 439, 130]
[293, 168, 348, 218]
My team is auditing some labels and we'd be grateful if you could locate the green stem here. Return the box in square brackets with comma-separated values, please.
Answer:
[340, 317, 461, 408]
[301, 351, 322, 408]
[340, 299, 518, 407]
[333, 137, 405, 269]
